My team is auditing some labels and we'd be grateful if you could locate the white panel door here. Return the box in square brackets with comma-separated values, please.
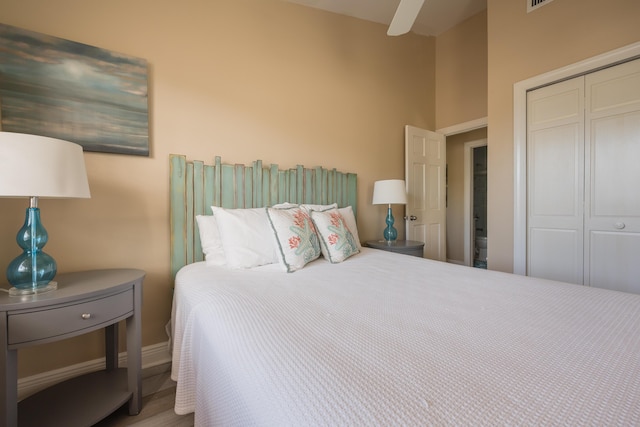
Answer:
[405, 125, 446, 260]
[527, 77, 584, 284]
[526, 58, 640, 293]
[584, 59, 640, 293]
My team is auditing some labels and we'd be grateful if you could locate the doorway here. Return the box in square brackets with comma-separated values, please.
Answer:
[472, 145, 487, 268]
[463, 139, 488, 268]
[441, 126, 487, 266]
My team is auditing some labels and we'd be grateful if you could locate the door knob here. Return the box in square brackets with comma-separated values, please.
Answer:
[614, 222, 626, 230]
[404, 215, 417, 221]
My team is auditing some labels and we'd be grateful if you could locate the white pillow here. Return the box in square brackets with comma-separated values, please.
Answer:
[310, 208, 360, 263]
[266, 206, 321, 272]
[195, 215, 226, 266]
[337, 206, 361, 249]
[211, 206, 277, 269]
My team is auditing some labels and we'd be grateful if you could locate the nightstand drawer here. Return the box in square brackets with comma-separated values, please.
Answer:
[7, 289, 133, 345]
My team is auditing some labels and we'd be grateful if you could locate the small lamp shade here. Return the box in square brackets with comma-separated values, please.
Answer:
[372, 179, 407, 242]
[0, 132, 90, 198]
[372, 179, 407, 205]
[0, 132, 91, 295]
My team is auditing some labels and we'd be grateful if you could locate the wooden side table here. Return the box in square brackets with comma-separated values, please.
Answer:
[0, 269, 145, 427]
[364, 240, 425, 257]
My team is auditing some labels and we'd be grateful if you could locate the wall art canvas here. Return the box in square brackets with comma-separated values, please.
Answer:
[0, 23, 149, 156]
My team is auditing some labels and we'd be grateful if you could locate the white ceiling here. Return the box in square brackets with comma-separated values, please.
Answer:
[285, 0, 487, 36]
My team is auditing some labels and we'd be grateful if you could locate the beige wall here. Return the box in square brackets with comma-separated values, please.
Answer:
[446, 128, 487, 264]
[434, 9, 488, 265]
[487, 0, 640, 272]
[0, 0, 435, 377]
[436, 10, 487, 129]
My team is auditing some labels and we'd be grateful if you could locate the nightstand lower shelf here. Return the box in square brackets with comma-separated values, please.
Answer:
[19, 369, 130, 427]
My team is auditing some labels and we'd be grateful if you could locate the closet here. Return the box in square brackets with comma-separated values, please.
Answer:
[526, 58, 640, 294]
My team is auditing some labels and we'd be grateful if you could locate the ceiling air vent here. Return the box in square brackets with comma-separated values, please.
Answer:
[528, 0, 555, 13]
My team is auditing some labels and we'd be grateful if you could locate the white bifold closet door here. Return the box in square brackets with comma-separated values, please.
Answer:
[527, 58, 640, 293]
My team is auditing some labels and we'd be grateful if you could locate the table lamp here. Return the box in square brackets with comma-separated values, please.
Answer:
[0, 132, 91, 296]
[372, 179, 407, 242]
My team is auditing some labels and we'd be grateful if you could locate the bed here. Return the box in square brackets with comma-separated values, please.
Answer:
[169, 155, 640, 426]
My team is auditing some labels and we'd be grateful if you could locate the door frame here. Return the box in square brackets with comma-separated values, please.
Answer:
[513, 41, 640, 275]
[464, 139, 488, 266]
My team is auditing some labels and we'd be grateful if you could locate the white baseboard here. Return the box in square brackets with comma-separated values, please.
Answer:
[447, 258, 466, 266]
[18, 341, 171, 400]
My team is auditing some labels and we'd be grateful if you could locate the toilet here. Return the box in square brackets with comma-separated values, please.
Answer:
[475, 236, 487, 262]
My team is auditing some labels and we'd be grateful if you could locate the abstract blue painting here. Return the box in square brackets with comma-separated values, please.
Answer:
[0, 23, 149, 156]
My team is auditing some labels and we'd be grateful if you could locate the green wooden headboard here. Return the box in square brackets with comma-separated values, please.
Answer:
[170, 154, 358, 278]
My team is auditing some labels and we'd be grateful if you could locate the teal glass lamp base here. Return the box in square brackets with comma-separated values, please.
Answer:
[6, 204, 58, 296]
[383, 206, 398, 242]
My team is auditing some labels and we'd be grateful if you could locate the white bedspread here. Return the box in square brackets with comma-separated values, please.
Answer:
[171, 248, 640, 426]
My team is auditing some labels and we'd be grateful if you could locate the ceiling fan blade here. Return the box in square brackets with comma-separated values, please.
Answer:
[387, 0, 425, 36]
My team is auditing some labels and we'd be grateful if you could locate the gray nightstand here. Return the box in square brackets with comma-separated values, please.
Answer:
[0, 269, 145, 427]
[364, 240, 425, 257]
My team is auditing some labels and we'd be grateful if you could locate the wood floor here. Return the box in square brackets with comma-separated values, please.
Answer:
[95, 363, 193, 427]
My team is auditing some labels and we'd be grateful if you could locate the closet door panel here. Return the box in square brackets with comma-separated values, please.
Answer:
[590, 113, 640, 218]
[589, 61, 640, 116]
[527, 77, 584, 284]
[589, 231, 640, 294]
[529, 125, 581, 217]
[585, 59, 640, 291]
[529, 228, 581, 283]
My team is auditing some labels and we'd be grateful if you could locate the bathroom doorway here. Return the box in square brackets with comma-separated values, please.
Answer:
[463, 139, 487, 268]
[472, 145, 487, 268]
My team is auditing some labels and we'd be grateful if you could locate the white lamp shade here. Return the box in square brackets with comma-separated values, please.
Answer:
[0, 132, 91, 198]
[372, 179, 407, 205]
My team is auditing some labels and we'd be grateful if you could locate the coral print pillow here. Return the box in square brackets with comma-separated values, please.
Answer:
[310, 208, 360, 263]
[267, 206, 321, 272]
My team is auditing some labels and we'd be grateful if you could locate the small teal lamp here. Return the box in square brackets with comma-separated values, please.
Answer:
[0, 132, 91, 296]
[372, 179, 407, 242]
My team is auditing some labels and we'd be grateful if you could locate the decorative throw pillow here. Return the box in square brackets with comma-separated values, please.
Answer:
[195, 215, 226, 266]
[337, 206, 362, 249]
[303, 204, 361, 249]
[310, 208, 360, 263]
[272, 202, 298, 209]
[301, 203, 338, 212]
[211, 206, 277, 269]
[266, 206, 321, 272]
